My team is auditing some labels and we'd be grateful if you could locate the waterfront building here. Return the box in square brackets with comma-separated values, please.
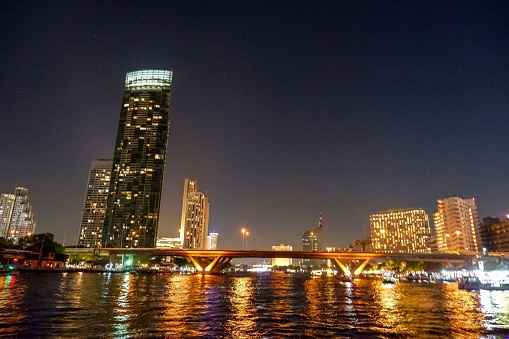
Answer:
[479, 216, 509, 252]
[156, 237, 183, 249]
[102, 70, 173, 248]
[302, 211, 323, 251]
[0, 187, 36, 243]
[370, 208, 431, 253]
[272, 244, 292, 266]
[433, 196, 480, 253]
[207, 232, 218, 250]
[179, 178, 210, 249]
[352, 238, 372, 252]
[326, 246, 352, 253]
[78, 159, 112, 248]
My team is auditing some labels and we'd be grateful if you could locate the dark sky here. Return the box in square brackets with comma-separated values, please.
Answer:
[1, 1, 508, 250]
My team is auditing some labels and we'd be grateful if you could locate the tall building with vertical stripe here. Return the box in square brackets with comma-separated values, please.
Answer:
[78, 159, 112, 247]
[102, 70, 173, 248]
[179, 178, 210, 249]
[433, 196, 480, 253]
[0, 187, 36, 243]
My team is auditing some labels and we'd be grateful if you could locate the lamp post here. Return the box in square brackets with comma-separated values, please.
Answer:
[245, 231, 249, 250]
[241, 228, 246, 249]
[131, 231, 136, 249]
[455, 230, 461, 252]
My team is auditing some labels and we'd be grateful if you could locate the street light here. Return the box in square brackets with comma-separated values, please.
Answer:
[131, 231, 136, 248]
[455, 230, 461, 252]
[245, 231, 249, 250]
[241, 228, 246, 249]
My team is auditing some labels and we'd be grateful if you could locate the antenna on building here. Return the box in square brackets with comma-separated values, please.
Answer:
[318, 209, 323, 229]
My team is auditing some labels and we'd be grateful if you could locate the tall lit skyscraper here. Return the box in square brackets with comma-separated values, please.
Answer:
[433, 196, 480, 253]
[180, 178, 210, 249]
[207, 232, 218, 250]
[302, 211, 323, 251]
[78, 159, 112, 248]
[370, 208, 431, 253]
[0, 187, 36, 243]
[102, 70, 173, 248]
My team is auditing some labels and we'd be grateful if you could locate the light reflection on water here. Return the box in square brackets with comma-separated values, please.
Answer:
[0, 273, 509, 338]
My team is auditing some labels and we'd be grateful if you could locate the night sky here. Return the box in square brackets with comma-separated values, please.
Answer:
[1, 1, 508, 250]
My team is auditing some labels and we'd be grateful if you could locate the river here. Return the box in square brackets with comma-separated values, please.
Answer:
[1, 272, 509, 338]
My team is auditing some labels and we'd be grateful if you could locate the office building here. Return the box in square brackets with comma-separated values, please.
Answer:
[433, 196, 480, 253]
[102, 70, 173, 248]
[479, 216, 509, 252]
[156, 237, 183, 249]
[302, 211, 323, 251]
[207, 232, 218, 250]
[370, 208, 431, 253]
[78, 159, 112, 248]
[180, 178, 210, 249]
[272, 244, 292, 266]
[0, 187, 36, 243]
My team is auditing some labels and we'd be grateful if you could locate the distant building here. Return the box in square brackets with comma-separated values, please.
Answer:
[78, 159, 112, 248]
[352, 238, 372, 252]
[102, 70, 173, 248]
[302, 211, 323, 251]
[180, 178, 210, 249]
[433, 196, 480, 253]
[427, 235, 438, 253]
[0, 187, 36, 243]
[272, 244, 292, 266]
[156, 237, 183, 249]
[207, 232, 218, 250]
[370, 208, 431, 253]
[479, 216, 509, 252]
[326, 246, 352, 253]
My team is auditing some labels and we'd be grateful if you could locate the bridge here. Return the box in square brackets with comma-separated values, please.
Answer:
[65, 247, 478, 275]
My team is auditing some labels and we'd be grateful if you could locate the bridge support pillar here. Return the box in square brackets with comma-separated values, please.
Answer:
[331, 258, 351, 276]
[353, 259, 370, 275]
[188, 256, 231, 274]
[109, 253, 118, 265]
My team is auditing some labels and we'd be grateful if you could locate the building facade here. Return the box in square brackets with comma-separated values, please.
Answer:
[479, 216, 509, 252]
[207, 232, 218, 250]
[272, 244, 292, 266]
[179, 178, 210, 249]
[0, 187, 36, 243]
[102, 70, 173, 248]
[433, 196, 480, 253]
[302, 211, 323, 251]
[78, 159, 112, 248]
[370, 208, 431, 253]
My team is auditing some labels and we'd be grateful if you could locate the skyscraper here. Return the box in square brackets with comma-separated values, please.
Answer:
[180, 178, 210, 249]
[78, 159, 112, 248]
[207, 232, 218, 250]
[0, 187, 36, 243]
[433, 196, 480, 253]
[302, 211, 323, 251]
[102, 70, 173, 248]
[370, 208, 431, 253]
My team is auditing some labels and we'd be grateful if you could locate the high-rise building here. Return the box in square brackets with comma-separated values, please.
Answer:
[370, 208, 431, 253]
[479, 215, 509, 252]
[0, 187, 36, 243]
[207, 232, 218, 250]
[272, 244, 292, 266]
[302, 211, 323, 251]
[102, 70, 173, 248]
[180, 178, 210, 249]
[433, 196, 480, 253]
[78, 159, 112, 248]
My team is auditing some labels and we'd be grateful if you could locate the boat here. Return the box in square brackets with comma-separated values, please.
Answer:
[311, 270, 323, 277]
[382, 273, 397, 284]
[0, 266, 19, 276]
[458, 277, 509, 291]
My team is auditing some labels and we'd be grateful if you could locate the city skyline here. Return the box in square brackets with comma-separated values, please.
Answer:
[0, 2, 508, 250]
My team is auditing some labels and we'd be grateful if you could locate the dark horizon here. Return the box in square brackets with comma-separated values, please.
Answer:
[1, 1, 508, 250]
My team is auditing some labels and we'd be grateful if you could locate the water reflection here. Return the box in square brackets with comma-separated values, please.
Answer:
[224, 277, 257, 338]
[1, 273, 509, 338]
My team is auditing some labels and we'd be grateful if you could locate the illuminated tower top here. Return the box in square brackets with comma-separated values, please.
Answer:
[125, 70, 173, 90]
